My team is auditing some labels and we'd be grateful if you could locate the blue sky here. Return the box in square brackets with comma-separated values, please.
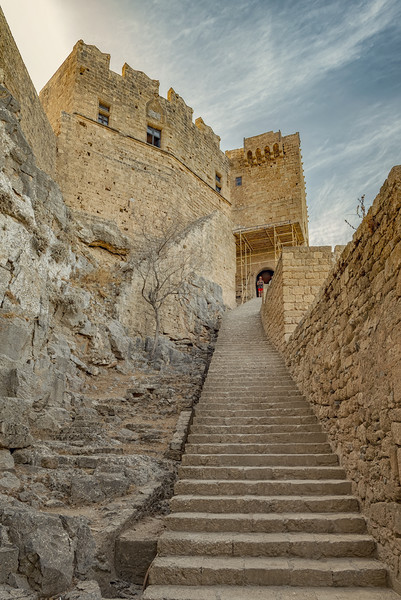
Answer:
[2, 0, 400, 246]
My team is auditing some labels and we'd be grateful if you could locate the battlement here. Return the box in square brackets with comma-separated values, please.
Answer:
[40, 40, 228, 195]
[229, 130, 301, 167]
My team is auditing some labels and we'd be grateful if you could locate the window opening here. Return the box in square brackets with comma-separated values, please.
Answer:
[215, 172, 222, 193]
[235, 176, 242, 186]
[97, 101, 110, 126]
[147, 126, 161, 147]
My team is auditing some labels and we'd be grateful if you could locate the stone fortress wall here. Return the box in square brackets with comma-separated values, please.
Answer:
[39, 40, 236, 310]
[261, 166, 401, 591]
[0, 11, 309, 312]
[261, 245, 336, 352]
[0, 8, 57, 178]
[1, 5, 401, 594]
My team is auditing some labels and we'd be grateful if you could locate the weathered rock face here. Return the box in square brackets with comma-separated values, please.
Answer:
[0, 88, 225, 598]
[263, 166, 401, 592]
[0, 501, 91, 595]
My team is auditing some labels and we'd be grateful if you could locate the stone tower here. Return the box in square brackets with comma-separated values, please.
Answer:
[227, 130, 308, 302]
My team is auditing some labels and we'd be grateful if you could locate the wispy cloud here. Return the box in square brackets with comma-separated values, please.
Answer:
[1, 0, 400, 249]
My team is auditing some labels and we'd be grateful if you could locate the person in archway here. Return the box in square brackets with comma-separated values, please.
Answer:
[257, 275, 264, 297]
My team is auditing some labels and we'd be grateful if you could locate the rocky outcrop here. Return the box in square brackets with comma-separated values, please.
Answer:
[0, 87, 225, 598]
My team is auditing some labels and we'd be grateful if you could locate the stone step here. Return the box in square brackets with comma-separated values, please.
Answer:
[203, 386, 298, 390]
[148, 556, 387, 587]
[178, 465, 347, 481]
[166, 512, 367, 534]
[194, 415, 318, 426]
[197, 396, 305, 402]
[174, 479, 352, 497]
[187, 432, 328, 444]
[197, 400, 308, 410]
[143, 585, 401, 599]
[190, 423, 322, 434]
[184, 442, 332, 454]
[181, 453, 338, 467]
[170, 495, 360, 514]
[202, 385, 303, 399]
[194, 408, 313, 417]
[157, 531, 376, 558]
[204, 380, 298, 384]
[191, 420, 322, 435]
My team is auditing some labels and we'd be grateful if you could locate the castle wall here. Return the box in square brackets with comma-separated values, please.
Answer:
[261, 246, 335, 352]
[263, 166, 401, 590]
[39, 41, 235, 307]
[0, 8, 56, 177]
[40, 41, 230, 197]
[227, 131, 308, 236]
[55, 112, 235, 307]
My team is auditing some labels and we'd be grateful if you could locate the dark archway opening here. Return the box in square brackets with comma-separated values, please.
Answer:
[256, 269, 274, 296]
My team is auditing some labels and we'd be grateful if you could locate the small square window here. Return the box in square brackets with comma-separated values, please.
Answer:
[215, 173, 221, 184]
[98, 101, 110, 126]
[216, 185, 221, 193]
[235, 176, 242, 186]
[97, 113, 109, 126]
[147, 125, 161, 147]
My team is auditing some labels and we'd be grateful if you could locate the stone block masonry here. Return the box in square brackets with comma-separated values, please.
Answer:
[263, 166, 401, 592]
[40, 40, 230, 194]
[261, 246, 336, 352]
[0, 8, 56, 177]
[39, 39, 236, 308]
[228, 130, 309, 302]
[227, 130, 308, 238]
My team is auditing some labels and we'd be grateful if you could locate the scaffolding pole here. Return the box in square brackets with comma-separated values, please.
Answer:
[237, 232, 253, 304]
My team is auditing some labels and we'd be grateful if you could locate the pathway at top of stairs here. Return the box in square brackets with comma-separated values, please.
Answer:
[144, 298, 401, 600]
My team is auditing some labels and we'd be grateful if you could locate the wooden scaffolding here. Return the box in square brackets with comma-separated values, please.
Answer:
[234, 220, 306, 304]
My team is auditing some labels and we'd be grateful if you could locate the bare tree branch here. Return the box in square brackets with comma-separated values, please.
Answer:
[130, 221, 197, 359]
[345, 194, 366, 231]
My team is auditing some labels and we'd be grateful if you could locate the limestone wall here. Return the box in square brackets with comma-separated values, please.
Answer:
[39, 40, 235, 307]
[260, 257, 284, 350]
[268, 167, 401, 590]
[40, 40, 230, 198]
[261, 246, 335, 352]
[0, 8, 56, 177]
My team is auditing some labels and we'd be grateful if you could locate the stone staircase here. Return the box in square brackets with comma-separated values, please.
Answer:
[143, 299, 400, 599]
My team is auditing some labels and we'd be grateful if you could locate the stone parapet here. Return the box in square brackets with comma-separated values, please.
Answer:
[261, 245, 335, 352]
[264, 166, 401, 592]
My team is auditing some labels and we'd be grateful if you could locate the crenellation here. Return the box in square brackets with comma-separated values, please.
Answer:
[40, 40, 231, 206]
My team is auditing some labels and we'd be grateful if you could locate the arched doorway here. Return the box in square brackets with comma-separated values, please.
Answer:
[256, 269, 274, 296]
